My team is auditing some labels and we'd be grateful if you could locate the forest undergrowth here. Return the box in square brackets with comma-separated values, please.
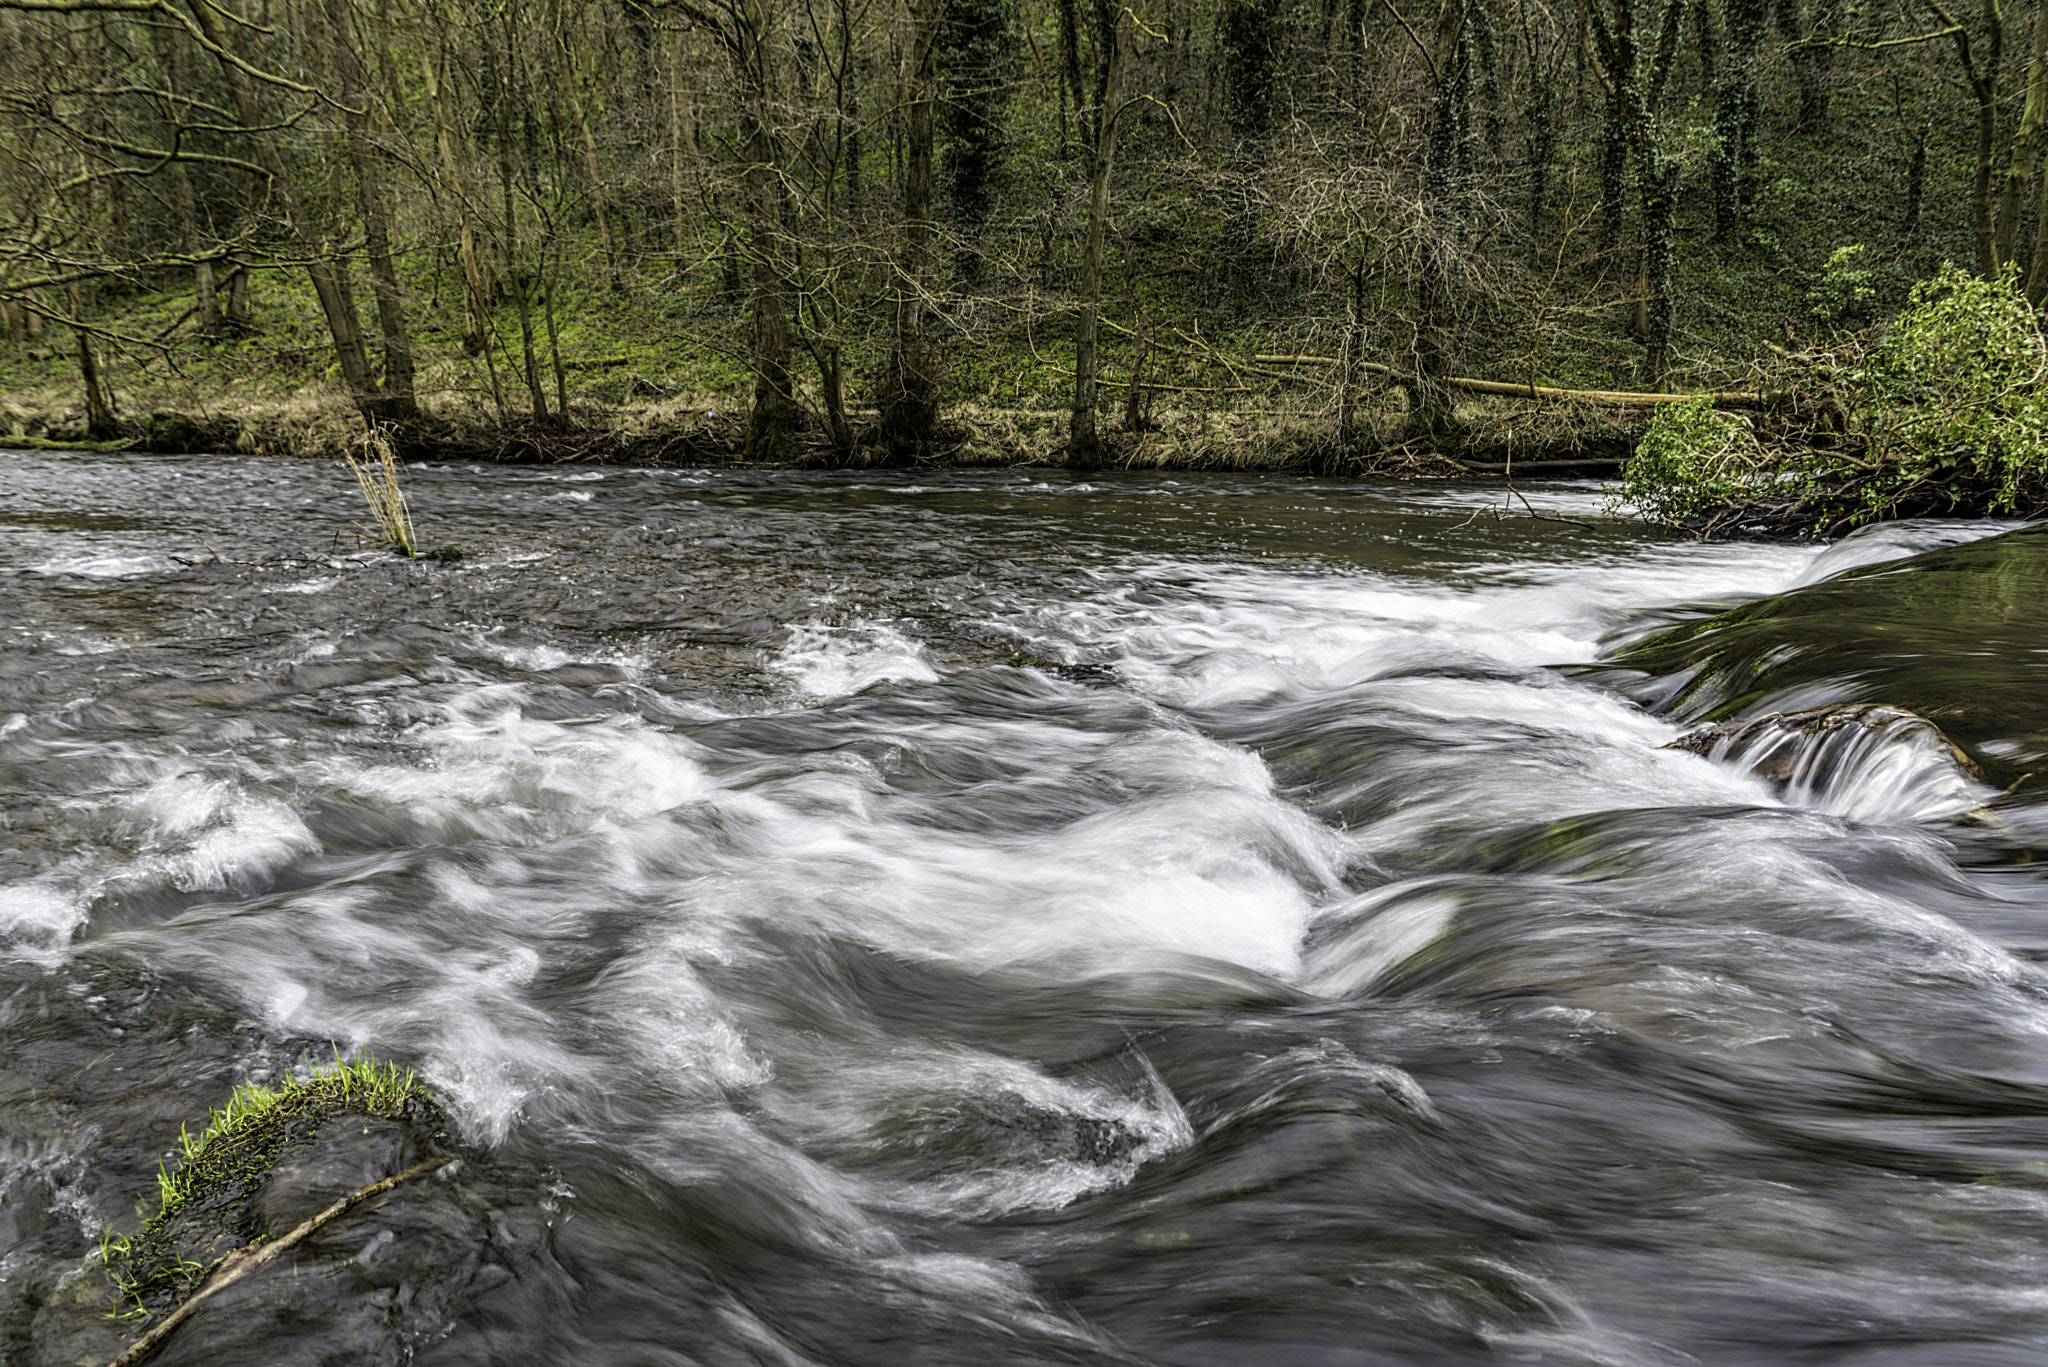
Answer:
[0, 0, 2029, 538]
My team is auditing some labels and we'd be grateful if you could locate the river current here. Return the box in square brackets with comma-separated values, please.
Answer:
[4, 453, 2047, 1366]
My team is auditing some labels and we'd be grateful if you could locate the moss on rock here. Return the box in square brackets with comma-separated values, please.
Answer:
[102, 1056, 446, 1317]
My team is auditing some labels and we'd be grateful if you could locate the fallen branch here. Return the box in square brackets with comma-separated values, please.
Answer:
[1096, 376, 1259, 394]
[1508, 485, 1597, 529]
[1252, 355, 1785, 409]
[1455, 457, 1626, 473]
[106, 1154, 456, 1367]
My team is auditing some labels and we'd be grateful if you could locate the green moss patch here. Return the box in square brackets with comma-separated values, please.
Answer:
[102, 1055, 443, 1317]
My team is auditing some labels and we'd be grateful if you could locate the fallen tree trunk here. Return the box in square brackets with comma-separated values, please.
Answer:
[1454, 457, 1627, 473]
[1253, 355, 1785, 409]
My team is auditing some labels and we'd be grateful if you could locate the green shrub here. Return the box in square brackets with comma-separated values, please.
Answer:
[1608, 395, 1767, 524]
[1857, 262, 2048, 513]
[1808, 243, 1876, 326]
[1615, 264, 2048, 530]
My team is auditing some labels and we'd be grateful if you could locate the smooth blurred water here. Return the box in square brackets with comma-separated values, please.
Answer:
[4, 453, 2046, 1366]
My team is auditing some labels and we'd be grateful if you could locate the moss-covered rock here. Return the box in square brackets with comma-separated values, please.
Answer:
[29, 1058, 502, 1367]
[103, 1059, 448, 1314]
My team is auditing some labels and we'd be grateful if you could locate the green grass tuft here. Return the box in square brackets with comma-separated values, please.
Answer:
[101, 1051, 438, 1316]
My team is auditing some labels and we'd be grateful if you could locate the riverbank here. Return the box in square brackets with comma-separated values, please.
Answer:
[0, 240, 1796, 477]
[0, 371, 1648, 473]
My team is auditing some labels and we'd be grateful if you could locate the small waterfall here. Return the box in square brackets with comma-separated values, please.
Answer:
[1666, 704, 1993, 823]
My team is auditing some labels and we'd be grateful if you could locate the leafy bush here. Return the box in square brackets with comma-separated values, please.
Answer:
[1807, 243, 1876, 326]
[1608, 396, 1768, 524]
[1857, 262, 2048, 513]
[1614, 264, 2048, 531]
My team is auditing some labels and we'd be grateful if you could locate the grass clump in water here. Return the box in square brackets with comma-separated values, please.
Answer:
[100, 1053, 440, 1316]
[343, 425, 418, 557]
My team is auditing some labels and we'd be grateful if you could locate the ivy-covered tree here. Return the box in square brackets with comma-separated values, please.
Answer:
[1710, 0, 1769, 241]
[938, 0, 1018, 281]
[1219, 0, 1285, 141]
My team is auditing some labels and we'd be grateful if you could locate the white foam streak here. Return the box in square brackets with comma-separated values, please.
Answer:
[772, 622, 940, 698]
[1306, 884, 1463, 998]
[27, 551, 175, 578]
[1789, 517, 2022, 586]
[322, 694, 713, 842]
[1709, 713, 1996, 825]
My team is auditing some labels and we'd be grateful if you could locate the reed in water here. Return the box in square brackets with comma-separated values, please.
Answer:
[343, 427, 417, 558]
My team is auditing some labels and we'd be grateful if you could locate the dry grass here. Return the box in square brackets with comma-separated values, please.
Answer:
[343, 425, 417, 555]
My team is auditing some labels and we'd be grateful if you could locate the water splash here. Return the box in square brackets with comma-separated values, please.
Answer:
[1668, 705, 1996, 824]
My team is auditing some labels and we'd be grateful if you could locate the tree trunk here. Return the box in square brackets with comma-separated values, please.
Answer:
[813, 340, 855, 453]
[427, 50, 496, 361]
[543, 255, 569, 415]
[179, 0, 381, 423]
[1411, 3, 1472, 444]
[881, 0, 939, 460]
[1525, 71, 1555, 238]
[739, 0, 799, 459]
[1597, 80, 1629, 253]
[1999, 0, 2048, 270]
[1972, 70, 2000, 278]
[163, 161, 218, 336]
[151, 30, 219, 337]
[324, 0, 419, 423]
[1710, 0, 1766, 240]
[226, 260, 250, 331]
[68, 282, 117, 439]
[1067, 4, 1124, 470]
[1124, 304, 1152, 432]
[555, 2, 623, 293]
[1336, 264, 1364, 456]
[669, 30, 690, 268]
[1776, 0, 1837, 134]
[1927, 0, 2006, 276]
[1639, 154, 1679, 384]
[1056, 0, 1083, 158]
[492, 25, 551, 424]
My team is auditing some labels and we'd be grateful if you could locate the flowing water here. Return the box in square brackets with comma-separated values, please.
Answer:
[4, 452, 2048, 1366]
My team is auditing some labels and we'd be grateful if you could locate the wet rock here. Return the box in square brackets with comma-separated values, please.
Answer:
[1665, 703, 1992, 821]
[1588, 524, 2048, 794]
[28, 1107, 499, 1367]
[1008, 653, 1119, 686]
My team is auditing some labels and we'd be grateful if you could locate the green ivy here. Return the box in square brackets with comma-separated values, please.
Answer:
[1807, 243, 1875, 326]
[1608, 395, 1768, 523]
[1219, 0, 1286, 140]
[1857, 263, 2048, 513]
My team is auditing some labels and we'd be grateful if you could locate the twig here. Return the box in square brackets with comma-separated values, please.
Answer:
[105, 1154, 456, 1367]
[1447, 502, 1496, 530]
[1510, 486, 1596, 530]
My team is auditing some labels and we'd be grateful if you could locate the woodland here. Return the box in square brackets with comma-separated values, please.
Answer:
[2, 0, 2047, 527]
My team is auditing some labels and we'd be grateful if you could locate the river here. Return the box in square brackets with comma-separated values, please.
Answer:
[4, 452, 2047, 1366]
